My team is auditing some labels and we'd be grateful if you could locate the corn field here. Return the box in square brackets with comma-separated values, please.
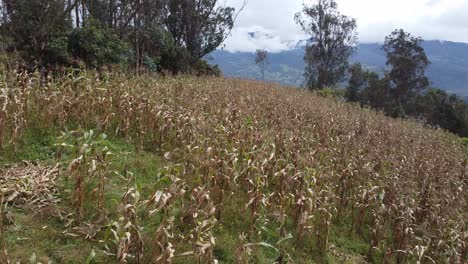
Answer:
[0, 71, 467, 263]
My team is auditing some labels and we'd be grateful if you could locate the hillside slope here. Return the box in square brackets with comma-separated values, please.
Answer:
[0, 75, 466, 263]
[210, 40, 468, 96]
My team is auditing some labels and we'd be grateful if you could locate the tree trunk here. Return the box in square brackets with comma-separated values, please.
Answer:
[75, 0, 80, 28]
[109, 0, 114, 28]
[67, 0, 72, 23]
[81, 0, 86, 27]
[135, 17, 140, 75]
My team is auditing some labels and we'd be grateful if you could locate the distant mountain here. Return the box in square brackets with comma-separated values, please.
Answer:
[209, 40, 468, 96]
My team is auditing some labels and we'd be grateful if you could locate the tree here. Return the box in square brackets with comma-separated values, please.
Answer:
[69, 20, 129, 68]
[411, 88, 468, 137]
[164, 0, 237, 67]
[255, 49, 268, 80]
[383, 29, 430, 116]
[360, 72, 391, 110]
[295, 0, 357, 90]
[0, 0, 245, 75]
[0, 0, 74, 67]
[345, 63, 367, 102]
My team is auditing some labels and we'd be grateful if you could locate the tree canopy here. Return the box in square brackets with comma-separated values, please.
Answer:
[255, 49, 268, 80]
[0, 0, 241, 74]
[295, 0, 357, 90]
[383, 29, 430, 116]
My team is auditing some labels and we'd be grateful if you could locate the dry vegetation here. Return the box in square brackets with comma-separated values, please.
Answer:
[0, 71, 467, 263]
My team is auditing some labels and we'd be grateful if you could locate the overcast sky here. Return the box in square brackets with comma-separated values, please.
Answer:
[223, 0, 468, 52]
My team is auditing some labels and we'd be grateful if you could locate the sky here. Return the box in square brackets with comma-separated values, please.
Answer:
[223, 0, 468, 52]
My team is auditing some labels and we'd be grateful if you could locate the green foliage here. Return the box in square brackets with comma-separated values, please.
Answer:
[0, 0, 236, 76]
[0, 0, 72, 67]
[295, 0, 357, 90]
[383, 29, 430, 115]
[341, 30, 468, 137]
[165, 0, 235, 61]
[45, 35, 71, 65]
[319, 87, 345, 99]
[0, 127, 56, 166]
[69, 21, 129, 68]
[159, 41, 193, 74]
[346, 63, 368, 102]
[461, 137, 468, 146]
[355, 30, 431, 119]
[143, 55, 159, 72]
[57, 129, 112, 222]
[191, 60, 222, 76]
[410, 88, 468, 137]
[345, 63, 468, 137]
[359, 72, 390, 110]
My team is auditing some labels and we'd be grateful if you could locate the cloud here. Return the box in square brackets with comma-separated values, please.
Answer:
[223, 0, 468, 52]
[222, 26, 294, 53]
[226, 0, 303, 39]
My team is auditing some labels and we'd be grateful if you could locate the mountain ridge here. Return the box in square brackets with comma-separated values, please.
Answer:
[210, 40, 468, 96]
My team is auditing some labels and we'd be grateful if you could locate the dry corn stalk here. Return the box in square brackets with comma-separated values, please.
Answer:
[0, 162, 59, 210]
[0, 72, 466, 262]
[0, 196, 9, 264]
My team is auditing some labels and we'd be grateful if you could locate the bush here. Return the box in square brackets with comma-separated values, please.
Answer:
[318, 88, 345, 99]
[191, 60, 222, 77]
[69, 20, 129, 68]
[461, 137, 468, 146]
[45, 35, 71, 65]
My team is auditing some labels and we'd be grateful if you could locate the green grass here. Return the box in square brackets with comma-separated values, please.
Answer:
[5, 210, 102, 263]
[0, 127, 57, 166]
[329, 222, 369, 263]
[461, 137, 468, 146]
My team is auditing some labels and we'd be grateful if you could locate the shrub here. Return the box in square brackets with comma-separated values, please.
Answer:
[461, 137, 468, 146]
[69, 20, 129, 68]
[45, 35, 71, 65]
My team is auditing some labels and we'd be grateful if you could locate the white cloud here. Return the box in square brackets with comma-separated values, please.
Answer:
[220, 26, 293, 52]
[223, 0, 468, 52]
